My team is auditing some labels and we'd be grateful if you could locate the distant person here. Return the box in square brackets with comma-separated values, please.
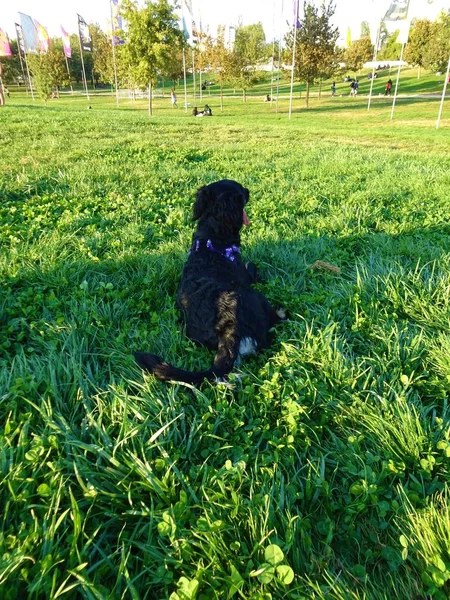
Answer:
[353, 79, 359, 95]
[349, 80, 355, 96]
[385, 79, 392, 96]
[4, 86, 10, 98]
[264, 94, 271, 102]
[331, 82, 336, 96]
[203, 104, 212, 116]
[192, 106, 203, 117]
[170, 88, 177, 108]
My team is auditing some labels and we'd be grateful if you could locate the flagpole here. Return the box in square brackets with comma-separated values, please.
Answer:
[270, 0, 276, 106]
[276, 0, 283, 114]
[436, 55, 450, 129]
[390, 42, 405, 121]
[183, 48, 188, 113]
[367, 23, 381, 111]
[110, 0, 120, 108]
[288, 0, 299, 119]
[17, 50, 29, 96]
[192, 49, 196, 104]
[23, 53, 35, 100]
[78, 35, 90, 102]
[64, 55, 74, 94]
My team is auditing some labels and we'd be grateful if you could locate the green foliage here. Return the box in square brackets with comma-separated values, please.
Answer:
[121, 0, 183, 114]
[405, 19, 433, 70]
[230, 23, 267, 101]
[344, 37, 373, 74]
[27, 54, 54, 102]
[284, 0, 340, 107]
[1, 91, 450, 599]
[422, 11, 450, 73]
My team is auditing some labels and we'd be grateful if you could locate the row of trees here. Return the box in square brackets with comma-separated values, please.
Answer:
[2, 0, 450, 109]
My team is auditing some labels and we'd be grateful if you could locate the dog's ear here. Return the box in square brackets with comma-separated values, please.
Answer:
[193, 186, 210, 221]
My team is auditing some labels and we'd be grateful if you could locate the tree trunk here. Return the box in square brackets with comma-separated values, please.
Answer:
[220, 85, 223, 111]
[306, 81, 310, 108]
[148, 81, 152, 116]
[418, 65, 421, 79]
[319, 79, 322, 99]
[243, 89, 246, 103]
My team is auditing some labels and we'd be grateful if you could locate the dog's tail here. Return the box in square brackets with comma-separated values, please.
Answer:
[135, 303, 240, 384]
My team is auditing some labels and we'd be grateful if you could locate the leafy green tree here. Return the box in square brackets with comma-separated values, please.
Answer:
[90, 23, 114, 86]
[360, 21, 371, 39]
[1, 40, 23, 85]
[121, 0, 183, 115]
[405, 19, 432, 78]
[423, 11, 450, 73]
[344, 37, 373, 75]
[27, 53, 54, 103]
[208, 26, 233, 111]
[377, 29, 401, 61]
[230, 22, 266, 102]
[284, 0, 339, 108]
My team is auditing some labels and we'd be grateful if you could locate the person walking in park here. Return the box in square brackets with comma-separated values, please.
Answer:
[385, 79, 393, 96]
[353, 80, 359, 95]
[331, 82, 336, 96]
[170, 88, 178, 108]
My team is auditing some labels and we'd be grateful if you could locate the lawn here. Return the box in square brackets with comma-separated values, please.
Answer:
[1, 89, 450, 599]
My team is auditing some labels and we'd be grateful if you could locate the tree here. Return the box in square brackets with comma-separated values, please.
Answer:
[1, 40, 23, 85]
[90, 23, 114, 86]
[377, 28, 402, 61]
[344, 37, 373, 74]
[121, 0, 183, 115]
[404, 19, 432, 78]
[207, 26, 233, 111]
[230, 23, 266, 101]
[284, 0, 340, 108]
[423, 11, 450, 74]
[360, 21, 371, 39]
[28, 40, 71, 102]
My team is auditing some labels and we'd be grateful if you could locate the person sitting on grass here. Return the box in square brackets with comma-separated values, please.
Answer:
[192, 107, 204, 117]
[203, 104, 212, 116]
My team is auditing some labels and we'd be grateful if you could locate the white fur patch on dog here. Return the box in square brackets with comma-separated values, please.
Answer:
[238, 337, 258, 357]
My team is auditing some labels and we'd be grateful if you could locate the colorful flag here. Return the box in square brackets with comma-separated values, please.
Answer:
[183, 0, 193, 17]
[0, 28, 12, 57]
[293, 0, 301, 29]
[111, 0, 125, 45]
[182, 15, 190, 41]
[19, 12, 39, 54]
[346, 27, 352, 47]
[15, 23, 26, 56]
[383, 0, 411, 44]
[35, 20, 50, 53]
[61, 26, 72, 58]
[78, 14, 93, 52]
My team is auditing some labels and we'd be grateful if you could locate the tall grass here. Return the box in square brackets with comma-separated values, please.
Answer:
[1, 91, 450, 598]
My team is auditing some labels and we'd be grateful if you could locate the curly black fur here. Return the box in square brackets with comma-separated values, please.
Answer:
[134, 179, 286, 384]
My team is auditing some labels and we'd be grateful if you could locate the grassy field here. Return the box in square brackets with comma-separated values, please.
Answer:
[1, 88, 450, 599]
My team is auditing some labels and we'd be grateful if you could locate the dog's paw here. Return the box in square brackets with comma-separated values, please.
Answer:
[276, 308, 288, 320]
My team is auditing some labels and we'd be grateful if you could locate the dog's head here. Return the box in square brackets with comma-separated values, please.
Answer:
[192, 180, 250, 237]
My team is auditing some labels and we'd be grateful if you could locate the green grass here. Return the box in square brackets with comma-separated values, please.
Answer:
[1, 88, 450, 599]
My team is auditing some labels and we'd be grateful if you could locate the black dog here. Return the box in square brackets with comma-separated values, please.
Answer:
[134, 180, 286, 384]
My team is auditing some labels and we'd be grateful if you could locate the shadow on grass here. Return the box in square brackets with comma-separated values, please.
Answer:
[2, 223, 449, 392]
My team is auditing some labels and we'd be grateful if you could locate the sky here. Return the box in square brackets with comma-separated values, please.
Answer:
[2, 0, 449, 46]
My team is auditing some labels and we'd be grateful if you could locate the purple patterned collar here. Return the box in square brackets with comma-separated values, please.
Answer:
[190, 239, 241, 263]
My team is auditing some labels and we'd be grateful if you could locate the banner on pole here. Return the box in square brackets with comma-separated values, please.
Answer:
[15, 23, 26, 56]
[346, 26, 352, 47]
[19, 12, 40, 53]
[35, 20, 50, 53]
[293, 0, 301, 29]
[383, 0, 411, 44]
[61, 26, 72, 58]
[111, 0, 125, 45]
[78, 14, 93, 52]
[0, 28, 12, 57]
[183, 0, 193, 17]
